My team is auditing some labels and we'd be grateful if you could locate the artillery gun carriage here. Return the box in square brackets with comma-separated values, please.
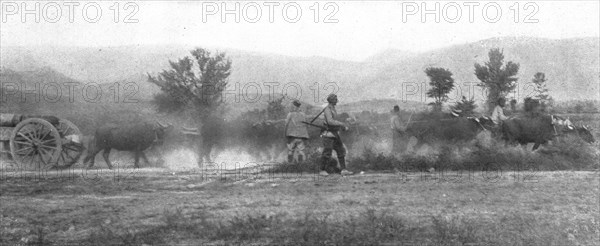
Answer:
[0, 113, 84, 170]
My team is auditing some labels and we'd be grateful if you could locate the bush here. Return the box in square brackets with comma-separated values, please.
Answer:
[537, 136, 600, 170]
[347, 131, 599, 172]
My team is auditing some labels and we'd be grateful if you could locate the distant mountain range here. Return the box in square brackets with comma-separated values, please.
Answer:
[1, 36, 598, 106]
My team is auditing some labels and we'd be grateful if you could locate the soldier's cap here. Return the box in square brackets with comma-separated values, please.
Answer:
[326, 94, 338, 102]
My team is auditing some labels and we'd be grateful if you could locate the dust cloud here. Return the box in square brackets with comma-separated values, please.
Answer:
[162, 148, 266, 171]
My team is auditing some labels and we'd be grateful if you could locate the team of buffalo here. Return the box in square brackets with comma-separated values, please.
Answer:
[80, 103, 595, 169]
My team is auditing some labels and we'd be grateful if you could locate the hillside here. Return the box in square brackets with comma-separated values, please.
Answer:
[358, 37, 600, 103]
[1, 37, 598, 104]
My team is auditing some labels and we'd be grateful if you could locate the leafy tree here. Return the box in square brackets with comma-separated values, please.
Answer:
[531, 72, 550, 100]
[147, 48, 232, 164]
[425, 67, 455, 111]
[451, 96, 477, 117]
[147, 48, 232, 119]
[474, 48, 520, 113]
[531, 72, 553, 111]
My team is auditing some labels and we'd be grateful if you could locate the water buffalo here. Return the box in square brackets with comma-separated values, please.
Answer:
[501, 114, 594, 150]
[550, 115, 595, 144]
[237, 119, 287, 162]
[501, 115, 554, 150]
[403, 112, 493, 151]
[560, 125, 595, 143]
[197, 117, 226, 165]
[83, 121, 173, 169]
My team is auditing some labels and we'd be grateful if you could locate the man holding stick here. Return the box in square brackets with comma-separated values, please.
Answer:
[319, 94, 353, 176]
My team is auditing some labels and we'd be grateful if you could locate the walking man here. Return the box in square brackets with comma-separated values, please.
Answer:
[284, 100, 309, 163]
[320, 94, 353, 176]
[390, 105, 407, 154]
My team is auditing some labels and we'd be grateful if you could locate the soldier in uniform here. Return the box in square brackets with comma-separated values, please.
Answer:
[284, 100, 309, 163]
[491, 98, 508, 124]
[320, 94, 353, 176]
[490, 97, 508, 137]
[390, 105, 407, 154]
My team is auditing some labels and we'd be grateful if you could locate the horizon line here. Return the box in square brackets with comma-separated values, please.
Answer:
[2, 35, 598, 63]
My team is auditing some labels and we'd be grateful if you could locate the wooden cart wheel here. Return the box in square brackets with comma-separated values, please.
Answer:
[9, 118, 62, 170]
[55, 119, 84, 169]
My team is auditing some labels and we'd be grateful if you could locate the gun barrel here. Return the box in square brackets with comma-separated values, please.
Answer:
[301, 121, 326, 130]
[301, 121, 343, 132]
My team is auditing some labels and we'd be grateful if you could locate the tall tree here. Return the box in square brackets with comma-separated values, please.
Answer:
[147, 48, 231, 118]
[425, 67, 455, 111]
[531, 72, 553, 112]
[147, 48, 232, 165]
[531, 72, 552, 102]
[474, 48, 520, 113]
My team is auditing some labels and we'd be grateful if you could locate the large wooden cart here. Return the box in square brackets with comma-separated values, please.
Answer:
[0, 114, 85, 170]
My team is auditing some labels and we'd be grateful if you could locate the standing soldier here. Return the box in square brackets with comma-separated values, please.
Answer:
[390, 105, 407, 154]
[490, 97, 508, 136]
[320, 94, 353, 176]
[491, 98, 508, 124]
[284, 100, 309, 163]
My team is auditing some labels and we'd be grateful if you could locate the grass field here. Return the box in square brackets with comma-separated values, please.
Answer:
[1, 168, 598, 245]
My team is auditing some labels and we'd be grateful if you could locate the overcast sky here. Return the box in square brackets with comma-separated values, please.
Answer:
[1, 1, 598, 61]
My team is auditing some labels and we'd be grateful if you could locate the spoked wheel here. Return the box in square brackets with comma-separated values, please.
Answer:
[55, 119, 85, 169]
[9, 118, 62, 170]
